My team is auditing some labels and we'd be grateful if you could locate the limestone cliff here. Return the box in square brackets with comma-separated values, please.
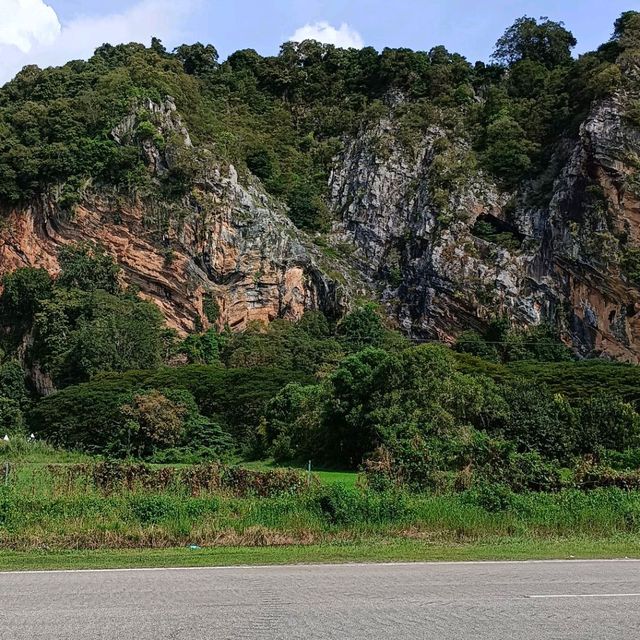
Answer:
[0, 99, 356, 334]
[1, 91, 640, 361]
[329, 92, 640, 361]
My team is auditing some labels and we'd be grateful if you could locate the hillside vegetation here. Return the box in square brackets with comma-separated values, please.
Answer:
[0, 14, 637, 230]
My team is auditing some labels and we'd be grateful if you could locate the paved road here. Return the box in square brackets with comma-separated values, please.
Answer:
[1, 560, 640, 639]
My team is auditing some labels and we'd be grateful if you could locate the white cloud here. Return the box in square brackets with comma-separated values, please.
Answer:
[0, 0, 197, 85]
[289, 21, 364, 49]
[0, 0, 60, 52]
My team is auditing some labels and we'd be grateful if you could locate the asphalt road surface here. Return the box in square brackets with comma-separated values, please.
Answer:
[1, 560, 640, 639]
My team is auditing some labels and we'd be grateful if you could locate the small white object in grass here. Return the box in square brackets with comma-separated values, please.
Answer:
[29, 433, 35, 440]
[3, 434, 9, 441]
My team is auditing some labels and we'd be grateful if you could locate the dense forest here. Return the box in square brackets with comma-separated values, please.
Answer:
[2, 12, 640, 496]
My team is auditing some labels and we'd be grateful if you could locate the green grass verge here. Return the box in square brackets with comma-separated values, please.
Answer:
[2, 537, 639, 572]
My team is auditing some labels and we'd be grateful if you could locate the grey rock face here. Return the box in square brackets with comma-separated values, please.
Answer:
[329, 116, 534, 340]
[329, 95, 640, 360]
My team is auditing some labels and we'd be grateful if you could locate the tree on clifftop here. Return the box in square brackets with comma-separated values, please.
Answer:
[493, 16, 577, 68]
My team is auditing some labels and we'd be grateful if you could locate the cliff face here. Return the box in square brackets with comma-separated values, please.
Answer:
[329, 116, 523, 339]
[329, 93, 640, 361]
[0, 172, 351, 334]
[0, 99, 355, 334]
[537, 95, 640, 359]
[1, 93, 639, 360]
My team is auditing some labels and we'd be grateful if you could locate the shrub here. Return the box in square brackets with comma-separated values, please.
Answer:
[480, 450, 564, 492]
[310, 484, 411, 526]
[574, 461, 640, 491]
[463, 484, 515, 512]
[42, 462, 308, 498]
[57, 242, 121, 294]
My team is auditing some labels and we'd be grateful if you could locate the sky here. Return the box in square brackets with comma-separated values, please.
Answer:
[0, 0, 637, 85]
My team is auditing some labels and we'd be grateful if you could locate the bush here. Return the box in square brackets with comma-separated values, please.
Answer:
[42, 461, 308, 498]
[480, 450, 564, 492]
[574, 461, 640, 491]
[310, 484, 411, 525]
[463, 484, 515, 512]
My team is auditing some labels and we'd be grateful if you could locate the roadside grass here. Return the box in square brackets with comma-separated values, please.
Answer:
[3, 462, 640, 551]
[3, 456, 640, 570]
[1, 537, 639, 572]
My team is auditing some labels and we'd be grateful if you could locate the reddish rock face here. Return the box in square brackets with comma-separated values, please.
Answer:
[0, 166, 348, 335]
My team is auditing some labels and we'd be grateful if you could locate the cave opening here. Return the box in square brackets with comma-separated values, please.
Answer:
[471, 214, 524, 251]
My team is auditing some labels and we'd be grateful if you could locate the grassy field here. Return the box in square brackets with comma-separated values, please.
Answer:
[0, 440, 358, 486]
[239, 459, 358, 487]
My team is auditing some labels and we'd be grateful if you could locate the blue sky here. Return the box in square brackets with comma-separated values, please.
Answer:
[0, 0, 636, 84]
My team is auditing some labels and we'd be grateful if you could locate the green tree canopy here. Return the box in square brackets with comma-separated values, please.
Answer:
[57, 242, 121, 293]
[493, 16, 577, 68]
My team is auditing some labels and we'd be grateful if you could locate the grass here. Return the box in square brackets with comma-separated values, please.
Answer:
[0, 437, 93, 464]
[240, 459, 358, 487]
[3, 461, 640, 551]
[1, 537, 639, 572]
[3, 450, 640, 571]
[1, 440, 358, 487]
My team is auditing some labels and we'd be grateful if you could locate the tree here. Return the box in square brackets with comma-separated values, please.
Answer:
[455, 330, 498, 361]
[0, 268, 52, 322]
[246, 147, 274, 180]
[32, 289, 166, 386]
[0, 397, 25, 433]
[0, 360, 29, 434]
[327, 347, 397, 465]
[0, 360, 29, 407]
[120, 390, 186, 457]
[174, 43, 219, 76]
[57, 242, 120, 293]
[493, 16, 577, 69]
[577, 393, 640, 454]
[501, 381, 578, 461]
[613, 11, 640, 47]
[504, 324, 573, 363]
[265, 383, 328, 462]
[180, 329, 221, 365]
[481, 111, 539, 186]
[150, 37, 167, 56]
[337, 303, 386, 352]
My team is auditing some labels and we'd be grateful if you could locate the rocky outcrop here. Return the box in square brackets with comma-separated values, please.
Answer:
[329, 95, 640, 360]
[0, 98, 357, 334]
[2, 93, 640, 361]
[0, 168, 349, 334]
[537, 94, 640, 359]
[329, 115, 538, 339]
